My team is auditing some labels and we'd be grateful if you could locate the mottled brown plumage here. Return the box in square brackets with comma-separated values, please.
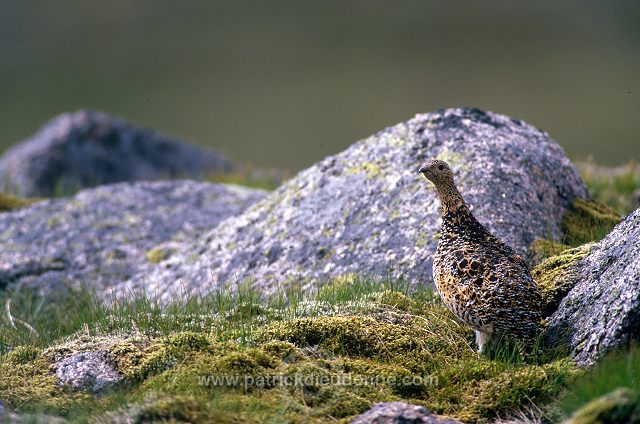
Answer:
[419, 159, 542, 356]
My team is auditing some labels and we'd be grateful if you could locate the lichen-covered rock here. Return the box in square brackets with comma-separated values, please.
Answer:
[562, 388, 640, 424]
[546, 207, 640, 366]
[0, 180, 266, 293]
[55, 351, 123, 395]
[0, 109, 235, 197]
[123, 108, 588, 298]
[351, 402, 462, 424]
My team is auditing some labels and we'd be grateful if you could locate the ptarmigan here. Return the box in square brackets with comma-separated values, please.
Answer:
[418, 159, 542, 356]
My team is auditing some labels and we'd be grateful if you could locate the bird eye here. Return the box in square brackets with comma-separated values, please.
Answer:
[438, 165, 444, 171]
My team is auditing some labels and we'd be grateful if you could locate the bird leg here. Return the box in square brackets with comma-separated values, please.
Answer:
[475, 330, 493, 354]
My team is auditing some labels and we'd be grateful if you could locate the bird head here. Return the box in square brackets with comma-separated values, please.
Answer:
[418, 159, 455, 187]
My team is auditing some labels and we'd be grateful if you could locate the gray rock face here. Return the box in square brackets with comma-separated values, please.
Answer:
[351, 402, 461, 424]
[55, 351, 122, 395]
[546, 207, 640, 366]
[123, 108, 588, 299]
[0, 109, 235, 197]
[0, 180, 266, 293]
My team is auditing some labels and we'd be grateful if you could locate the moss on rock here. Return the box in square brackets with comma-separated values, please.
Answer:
[532, 244, 593, 318]
[529, 239, 571, 266]
[0, 347, 88, 414]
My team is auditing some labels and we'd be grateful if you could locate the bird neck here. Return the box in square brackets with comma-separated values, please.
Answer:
[435, 184, 469, 217]
[435, 183, 490, 240]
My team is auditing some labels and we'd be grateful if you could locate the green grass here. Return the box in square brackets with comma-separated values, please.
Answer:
[0, 277, 579, 423]
[205, 165, 291, 191]
[555, 345, 640, 417]
[577, 159, 640, 216]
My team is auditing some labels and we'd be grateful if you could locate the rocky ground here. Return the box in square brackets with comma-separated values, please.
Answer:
[0, 109, 639, 423]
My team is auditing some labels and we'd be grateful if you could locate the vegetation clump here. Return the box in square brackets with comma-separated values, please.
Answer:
[555, 344, 640, 422]
[562, 388, 640, 424]
[561, 198, 620, 246]
[577, 159, 640, 215]
[532, 243, 593, 317]
[0, 192, 37, 211]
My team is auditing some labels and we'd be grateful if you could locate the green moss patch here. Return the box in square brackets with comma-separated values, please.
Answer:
[103, 394, 249, 423]
[0, 347, 89, 414]
[529, 239, 571, 266]
[532, 243, 593, 318]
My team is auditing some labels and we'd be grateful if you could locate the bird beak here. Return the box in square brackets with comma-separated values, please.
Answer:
[418, 165, 427, 174]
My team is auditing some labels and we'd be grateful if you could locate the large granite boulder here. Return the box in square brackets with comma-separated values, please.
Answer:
[546, 206, 640, 366]
[122, 108, 589, 299]
[0, 181, 266, 293]
[0, 110, 235, 197]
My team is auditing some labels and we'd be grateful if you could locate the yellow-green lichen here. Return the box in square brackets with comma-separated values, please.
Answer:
[435, 150, 467, 172]
[532, 243, 593, 317]
[344, 162, 385, 179]
[145, 246, 175, 264]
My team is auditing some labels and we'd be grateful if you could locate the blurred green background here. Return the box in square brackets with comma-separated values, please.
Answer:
[1, 1, 638, 171]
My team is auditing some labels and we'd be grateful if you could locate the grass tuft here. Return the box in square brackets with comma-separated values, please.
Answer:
[577, 159, 640, 216]
[0, 192, 38, 211]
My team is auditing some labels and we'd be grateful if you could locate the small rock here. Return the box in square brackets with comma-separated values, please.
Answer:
[55, 351, 122, 395]
[0, 109, 236, 197]
[351, 402, 461, 424]
[546, 206, 640, 366]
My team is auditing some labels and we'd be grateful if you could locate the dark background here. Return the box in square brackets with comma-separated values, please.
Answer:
[1, 1, 638, 171]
